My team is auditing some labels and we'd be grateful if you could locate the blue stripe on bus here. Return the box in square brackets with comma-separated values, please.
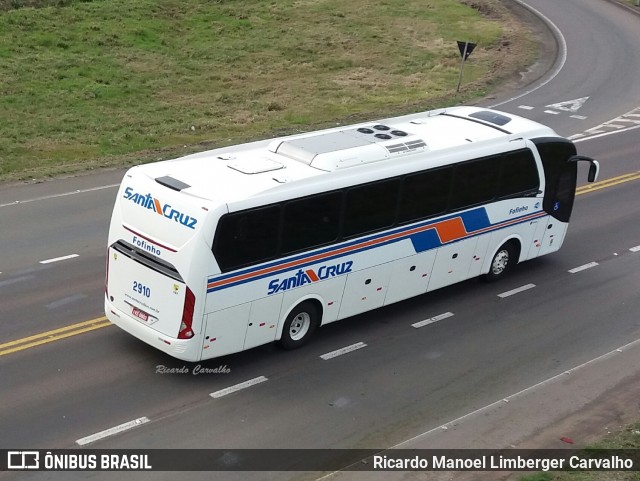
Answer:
[206, 207, 545, 293]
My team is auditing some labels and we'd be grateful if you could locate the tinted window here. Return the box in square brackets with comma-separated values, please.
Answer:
[282, 192, 341, 254]
[343, 180, 400, 237]
[450, 157, 500, 209]
[534, 139, 578, 222]
[399, 167, 452, 223]
[214, 206, 280, 272]
[498, 149, 539, 198]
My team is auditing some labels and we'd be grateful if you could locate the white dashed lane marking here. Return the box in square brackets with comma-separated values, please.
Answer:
[412, 312, 454, 328]
[39, 254, 79, 264]
[568, 262, 599, 274]
[210, 376, 268, 398]
[498, 283, 536, 298]
[320, 342, 367, 360]
[76, 417, 150, 446]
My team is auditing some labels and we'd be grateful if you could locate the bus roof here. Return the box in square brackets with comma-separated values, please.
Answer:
[130, 106, 557, 210]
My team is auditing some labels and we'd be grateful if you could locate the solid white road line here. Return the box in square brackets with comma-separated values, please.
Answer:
[412, 312, 454, 329]
[0, 184, 120, 208]
[39, 254, 79, 264]
[210, 376, 268, 398]
[76, 417, 150, 446]
[498, 283, 536, 298]
[488, 0, 567, 109]
[389, 336, 640, 449]
[320, 342, 367, 360]
[315, 338, 640, 480]
[568, 261, 599, 274]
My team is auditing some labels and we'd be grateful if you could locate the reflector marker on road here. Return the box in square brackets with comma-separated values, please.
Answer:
[630, 245, 640, 253]
[76, 417, 150, 446]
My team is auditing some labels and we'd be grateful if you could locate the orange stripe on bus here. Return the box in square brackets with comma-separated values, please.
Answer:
[154, 198, 163, 214]
[435, 217, 467, 243]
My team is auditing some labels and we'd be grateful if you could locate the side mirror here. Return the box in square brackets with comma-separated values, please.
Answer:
[588, 160, 600, 183]
[568, 155, 600, 183]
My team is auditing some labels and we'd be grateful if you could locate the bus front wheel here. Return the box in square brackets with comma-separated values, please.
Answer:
[485, 241, 518, 282]
[279, 301, 320, 350]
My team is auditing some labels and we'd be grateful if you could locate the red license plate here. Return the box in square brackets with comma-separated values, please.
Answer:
[132, 307, 149, 322]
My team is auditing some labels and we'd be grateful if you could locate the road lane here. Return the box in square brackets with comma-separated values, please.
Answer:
[0, 255, 105, 342]
[489, 0, 640, 136]
[1, 171, 639, 456]
[1, 2, 640, 477]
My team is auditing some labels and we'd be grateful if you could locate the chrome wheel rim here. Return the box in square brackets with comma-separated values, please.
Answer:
[289, 312, 311, 341]
[492, 249, 509, 275]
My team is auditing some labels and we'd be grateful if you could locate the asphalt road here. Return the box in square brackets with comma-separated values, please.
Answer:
[1, 0, 640, 480]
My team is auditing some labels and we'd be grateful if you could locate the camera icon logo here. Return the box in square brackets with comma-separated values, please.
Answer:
[7, 451, 40, 470]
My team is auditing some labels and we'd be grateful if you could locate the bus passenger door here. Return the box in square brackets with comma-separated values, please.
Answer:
[533, 137, 578, 255]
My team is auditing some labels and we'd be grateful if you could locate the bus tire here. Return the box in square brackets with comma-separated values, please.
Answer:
[279, 301, 320, 350]
[484, 241, 518, 282]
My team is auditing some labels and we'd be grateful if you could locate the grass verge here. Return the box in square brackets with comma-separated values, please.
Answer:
[518, 422, 640, 481]
[0, 0, 536, 182]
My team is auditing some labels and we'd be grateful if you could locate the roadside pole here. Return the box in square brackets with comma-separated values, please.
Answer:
[456, 40, 477, 94]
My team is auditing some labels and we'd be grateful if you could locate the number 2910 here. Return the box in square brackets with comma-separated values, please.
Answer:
[133, 281, 151, 298]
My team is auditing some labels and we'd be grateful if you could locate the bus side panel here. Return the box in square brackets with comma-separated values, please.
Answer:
[538, 220, 568, 256]
[467, 233, 491, 278]
[281, 276, 347, 327]
[201, 303, 251, 359]
[427, 237, 479, 292]
[525, 216, 549, 260]
[337, 263, 393, 320]
[384, 250, 437, 306]
[244, 294, 283, 350]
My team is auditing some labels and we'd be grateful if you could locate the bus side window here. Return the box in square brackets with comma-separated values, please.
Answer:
[398, 166, 452, 224]
[343, 179, 400, 238]
[282, 192, 341, 254]
[214, 206, 280, 272]
[450, 156, 500, 210]
[498, 149, 540, 198]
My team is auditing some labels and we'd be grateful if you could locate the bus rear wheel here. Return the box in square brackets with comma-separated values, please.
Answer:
[279, 301, 319, 350]
[484, 241, 517, 282]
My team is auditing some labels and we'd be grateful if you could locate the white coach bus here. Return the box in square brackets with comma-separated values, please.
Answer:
[105, 106, 599, 361]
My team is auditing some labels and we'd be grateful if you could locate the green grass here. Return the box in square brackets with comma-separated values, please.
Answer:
[518, 422, 640, 481]
[0, 0, 536, 181]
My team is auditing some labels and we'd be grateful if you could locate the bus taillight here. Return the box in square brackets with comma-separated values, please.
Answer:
[178, 287, 195, 339]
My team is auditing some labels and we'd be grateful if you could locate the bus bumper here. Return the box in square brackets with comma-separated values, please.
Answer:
[105, 297, 201, 362]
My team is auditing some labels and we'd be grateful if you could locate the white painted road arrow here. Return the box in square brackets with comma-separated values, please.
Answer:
[546, 96, 589, 113]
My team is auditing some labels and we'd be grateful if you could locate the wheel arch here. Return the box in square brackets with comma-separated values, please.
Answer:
[275, 295, 324, 341]
[482, 235, 522, 275]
